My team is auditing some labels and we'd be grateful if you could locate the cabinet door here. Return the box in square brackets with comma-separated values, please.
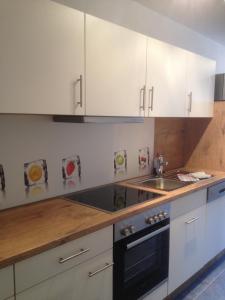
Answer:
[146, 38, 187, 117]
[16, 250, 113, 300]
[0, 266, 14, 300]
[0, 0, 84, 115]
[168, 205, 206, 293]
[186, 52, 216, 117]
[86, 14, 147, 117]
[206, 196, 225, 262]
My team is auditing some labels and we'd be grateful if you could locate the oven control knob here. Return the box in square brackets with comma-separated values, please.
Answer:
[154, 215, 159, 222]
[146, 217, 155, 224]
[158, 213, 164, 220]
[163, 212, 168, 218]
[129, 225, 135, 234]
[120, 227, 130, 237]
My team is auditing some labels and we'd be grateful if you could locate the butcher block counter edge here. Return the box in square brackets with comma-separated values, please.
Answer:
[0, 168, 225, 269]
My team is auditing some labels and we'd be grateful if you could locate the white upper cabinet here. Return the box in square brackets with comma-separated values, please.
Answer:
[85, 14, 147, 117]
[0, 0, 84, 115]
[146, 38, 187, 117]
[186, 52, 216, 117]
[0, 1, 216, 117]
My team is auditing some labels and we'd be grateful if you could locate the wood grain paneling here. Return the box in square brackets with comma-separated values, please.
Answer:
[185, 102, 225, 170]
[154, 118, 186, 170]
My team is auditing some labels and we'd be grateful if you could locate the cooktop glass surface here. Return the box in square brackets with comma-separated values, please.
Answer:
[66, 184, 162, 212]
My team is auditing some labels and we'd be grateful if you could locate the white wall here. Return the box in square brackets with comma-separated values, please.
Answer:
[0, 115, 154, 209]
[54, 0, 225, 73]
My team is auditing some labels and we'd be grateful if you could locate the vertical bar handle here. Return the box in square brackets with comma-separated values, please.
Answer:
[140, 85, 146, 111]
[148, 86, 154, 111]
[188, 91, 192, 113]
[76, 75, 83, 108]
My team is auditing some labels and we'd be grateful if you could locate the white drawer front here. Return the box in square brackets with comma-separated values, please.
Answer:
[0, 266, 14, 300]
[15, 226, 113, 293]
[16, 250, 113, 300]
[170, 189, 207, 220]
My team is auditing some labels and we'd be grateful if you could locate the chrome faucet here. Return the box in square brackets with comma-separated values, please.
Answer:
[153, 154, 168, 177]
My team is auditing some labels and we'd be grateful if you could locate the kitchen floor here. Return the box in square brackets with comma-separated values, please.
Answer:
[175, 254, 225, 300]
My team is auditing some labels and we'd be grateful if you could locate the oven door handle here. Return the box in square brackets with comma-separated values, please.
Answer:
[126, 224, 170, 250]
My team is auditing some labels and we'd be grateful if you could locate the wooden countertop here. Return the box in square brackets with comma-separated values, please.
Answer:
[1, 168, 225, 268]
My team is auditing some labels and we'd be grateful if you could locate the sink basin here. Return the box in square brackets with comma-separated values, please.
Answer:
[132, 177, 189, 191]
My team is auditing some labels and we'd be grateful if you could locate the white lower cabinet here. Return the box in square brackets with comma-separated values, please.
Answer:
[0, 266, 14, 300]
[206, 191, 225, 262]
[168, 191, 207, 294]
[16, 249, 113, 300]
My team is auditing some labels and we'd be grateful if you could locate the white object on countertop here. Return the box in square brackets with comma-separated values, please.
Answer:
[190, 172, 212, 179]
[177, 171, 212, 182]
[177, 174, 199, 182]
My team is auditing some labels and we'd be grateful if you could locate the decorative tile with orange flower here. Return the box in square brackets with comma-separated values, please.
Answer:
[24, 159, 48, 188]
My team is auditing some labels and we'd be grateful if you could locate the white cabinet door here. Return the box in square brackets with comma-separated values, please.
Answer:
[0, 0, 84, 115]
[86, 14, 147, 117]
[186, 52, 216, 117]
[16, 250, 113, 300]
[0, 266, 14, 300]
[206, 196, 225, 262]
[146, 38, 187, 117]
[168, 205, 206, 293]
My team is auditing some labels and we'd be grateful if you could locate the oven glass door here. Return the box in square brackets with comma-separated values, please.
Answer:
[113, 219, 169, 300]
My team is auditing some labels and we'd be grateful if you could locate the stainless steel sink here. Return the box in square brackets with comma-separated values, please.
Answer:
[131, 177, 189, 191]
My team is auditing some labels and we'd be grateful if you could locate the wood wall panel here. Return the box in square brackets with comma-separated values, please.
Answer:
[154, 118, 186, 171]
[155, 103, 225, 172]
[185, 102, 225, 171]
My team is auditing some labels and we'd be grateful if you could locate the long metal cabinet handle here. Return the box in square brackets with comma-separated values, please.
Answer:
[88, 262, 114, 277]
[188, 91, 192, 112]
[185, 216, 199, 224]
[58, 248, 90, 264]
[148, 86, 154, 111]
[126, 224, 170, 250]
[219, 188, 225, 194]
[76, 74, 83, 108]
[140, 85, 146, 110]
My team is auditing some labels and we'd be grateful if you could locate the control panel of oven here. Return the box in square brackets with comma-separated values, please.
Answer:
[114, 203, 170, 242]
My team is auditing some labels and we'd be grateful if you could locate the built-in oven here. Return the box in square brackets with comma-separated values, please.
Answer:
[113, 204, 170, 300]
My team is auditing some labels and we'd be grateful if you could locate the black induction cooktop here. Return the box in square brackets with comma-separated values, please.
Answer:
[66, 184, 162, 212]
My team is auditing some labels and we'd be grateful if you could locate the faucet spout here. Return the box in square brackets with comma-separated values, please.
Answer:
[153, 154, 168, 177]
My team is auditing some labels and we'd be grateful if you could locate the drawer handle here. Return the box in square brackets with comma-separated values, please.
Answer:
[185, 217, 199, 224]
[88, 262, 114, 278]
[219, 188, 225, 194]
[59, 248, 90, 264]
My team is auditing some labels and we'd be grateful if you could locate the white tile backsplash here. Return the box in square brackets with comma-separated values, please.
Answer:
[0, 115, 154, 209]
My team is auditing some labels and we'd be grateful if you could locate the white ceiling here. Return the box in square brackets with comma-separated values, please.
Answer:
[134, 0, 225, 46]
